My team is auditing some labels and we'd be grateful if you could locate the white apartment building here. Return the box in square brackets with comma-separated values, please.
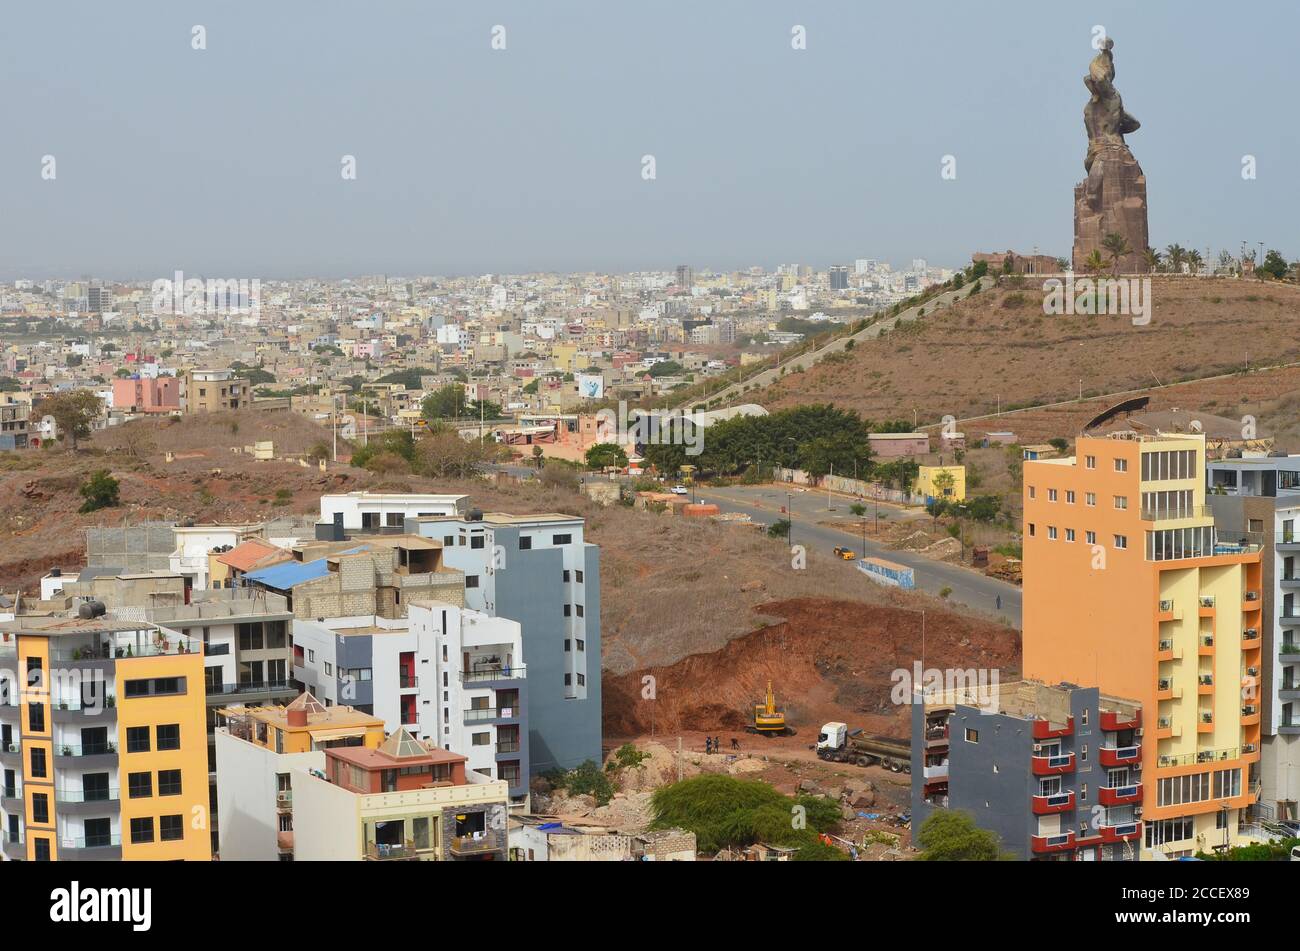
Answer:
[291, 602, 528, 803]
[319, 492, 467, 533]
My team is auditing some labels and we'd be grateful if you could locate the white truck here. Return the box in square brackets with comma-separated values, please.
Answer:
[816, 722, 911, 772]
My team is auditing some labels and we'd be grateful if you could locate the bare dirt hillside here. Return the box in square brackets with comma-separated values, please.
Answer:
[755, 276, 1300, 426]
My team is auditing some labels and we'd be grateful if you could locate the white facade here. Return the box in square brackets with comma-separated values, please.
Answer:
[1266, 506, 1300, 819]
[319, 492, 466, 531]
[214, 730, 321, 862]
[169, 524, 262, 590]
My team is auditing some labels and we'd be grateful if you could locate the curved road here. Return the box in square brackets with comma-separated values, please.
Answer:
[694, 484, 1022, 628]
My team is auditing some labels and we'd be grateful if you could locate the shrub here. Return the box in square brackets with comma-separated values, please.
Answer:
[78, 470, 120, 513]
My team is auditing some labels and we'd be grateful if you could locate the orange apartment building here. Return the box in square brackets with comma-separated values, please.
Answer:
[1023, 431, 1262, 859]
[0, 618, 211, 862]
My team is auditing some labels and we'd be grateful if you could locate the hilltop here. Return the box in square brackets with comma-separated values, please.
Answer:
[750, 276, 1300, 429]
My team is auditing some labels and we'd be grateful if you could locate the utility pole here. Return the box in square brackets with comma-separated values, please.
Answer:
[331, 393, 338, 462]
[787, 490, 794, 551]
[827, 463, 834, 511]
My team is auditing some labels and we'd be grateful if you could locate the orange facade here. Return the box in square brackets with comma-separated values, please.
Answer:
[1023, 433, 1260, 857]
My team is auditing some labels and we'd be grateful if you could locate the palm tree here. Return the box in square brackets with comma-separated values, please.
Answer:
[1165, 243, 1187, 274]
[1084, 249, 1106, 277]
[1101, 233, 1132, 274]
[1186, 249, 1204, 275]
[1143, 247, 1163, 272]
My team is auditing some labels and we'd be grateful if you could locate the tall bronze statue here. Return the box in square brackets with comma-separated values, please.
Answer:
[1072, 37, 1150, 274]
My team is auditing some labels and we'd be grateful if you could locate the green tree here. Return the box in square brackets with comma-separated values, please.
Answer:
[916, 810, 1013, 861]
[78, 469, 120, 513]
[1259, 249, 1289, 280]
[1101, 232, 1132, 273]
[584, 443, 628, 470]
[421, 385, 466, 420]
[40, 390, 102, 449]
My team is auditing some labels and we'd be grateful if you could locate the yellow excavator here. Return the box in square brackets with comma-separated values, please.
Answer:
[749, 680, 795, 737]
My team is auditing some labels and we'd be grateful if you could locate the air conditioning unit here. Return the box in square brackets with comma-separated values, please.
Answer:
[1134, 806, 1143, 817]
[1134, 727, 1144, 737]
[1033, 744, 1044, 754]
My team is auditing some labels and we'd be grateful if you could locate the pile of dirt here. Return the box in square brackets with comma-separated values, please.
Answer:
[603, 597, 1020, 739]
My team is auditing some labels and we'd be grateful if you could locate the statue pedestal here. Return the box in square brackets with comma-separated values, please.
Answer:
[1072, 143, 1149, 273]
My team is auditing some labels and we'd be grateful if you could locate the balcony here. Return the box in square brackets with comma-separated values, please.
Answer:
[206, 680, 294, 701]
[1197, 712, 1215, 734]
[1197, 674, 1215, 695]
[1099, 782, 1143, 806]
[53, 742, 117, 768]
[1157, 639, 1180, 661]
[1281, 642, 1300, 662]
[449, 834, 502, 857]
[1031, 752, 1075, 775]
[922, 762, 949, 781]
[1159, 746, 1242, 768]
[55, 786, 120, 814]
[364, 838, 421, 861]
[1281, 717, 1300, 735]
[1100, 709, 1141, 732]
[1030, 831, 1075, 854]
[1099, 821, 1142, 844]
[924, 723, 951, 747]
[1156, 600, 1177, 622]
[1156, 679, 1181, 702]
[1032, 716, 1074, 740]
[1031, 791, 1075, 815]
[1198, 635, 1215, 656]
[1242, 628, 1261, 648]
[1155, 716, 1179, 740]
[1, 835, 22, 861]
[459, 665, 527, 684]
[1278, 612, 1300, 627]
[1100, 744, 1141, 767]
[1279, 684, 1300, 702]
[399, 673, 419, 689]
[0, 740, 19, 765]
[1, 783, 21, 810]
[1198, 596, 1216, 617]
[1243, 591, 1261, 612]
[1241, 704, 1261, 725]
[463, 706, 520, 724]
[59, 833, 122, 859]
[496, 740, 521, 754]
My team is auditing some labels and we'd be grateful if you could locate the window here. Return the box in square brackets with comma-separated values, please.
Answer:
[307, 649, 315, 663]
[577, 673, 586, 686]
[1028, 523, 1035, 537]
[34, 838, 50, 861]
[563, 569, 570, 582]
[128, 772, 152, 799]
[1065, 529, 1075, 542]
[32, 793, 49, 824]
[564, 639, 571, 652]
[1085, 455, 1096, 469]
[1048, 489, 1058, 502]
[1085, 492, 1096, 507]
[564, 674, 572, 686]
[519, 536, 531, 550]
[552, 533, 572, 545]
[323, 662, 332, 677]
[1066, 490, 1075, 504]
[472, 732, 491, 746]
[126, 726, 150, 753]
[471, 534, 485, 549]
[1086, 530, 1097, 544]
[158, 769, 182, 796]
[160, 815, 184, 841]
[1080, 744, 1088, 763]
[1113, 534, 1128, 550]
[1047, 526, 1058, 540]
[563, 604, 572, 617]
[1081, 708, 1089, 726]
[1113, 495, 1128, 510]
[124, 677, 185, 698]
[575, 570, 584, 583]
[576, 639, 585, 652]
[156, 724, 180, 751]
[30, 747, 46, 779]
[1114, 458, 1128, 472]
[465, 575, 479, 589]
[576, 604, 584, 618]
[1028, 486, 1036, 499]
[964, 728, 979, 743]
[130, 817, 154, 844]
[27, 703, 44, 733]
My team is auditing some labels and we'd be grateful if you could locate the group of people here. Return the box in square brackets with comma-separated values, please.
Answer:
[704, 736, 739, 754]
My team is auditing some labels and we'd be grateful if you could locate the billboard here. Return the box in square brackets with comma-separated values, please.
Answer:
[576, 373, 604, 399]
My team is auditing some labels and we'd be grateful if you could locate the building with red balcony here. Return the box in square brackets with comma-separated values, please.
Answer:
[912, 679, 1142, 861]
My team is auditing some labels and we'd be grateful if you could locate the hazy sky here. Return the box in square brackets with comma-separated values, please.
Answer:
[1, 1, 1295, 279]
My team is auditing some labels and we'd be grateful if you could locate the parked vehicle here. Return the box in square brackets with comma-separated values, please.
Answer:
[670, 485, 688, 495]
[833, 546, 856, 560]
[816, 722, 911, 772]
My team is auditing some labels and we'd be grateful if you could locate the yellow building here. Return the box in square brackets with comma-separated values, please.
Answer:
[1023, 432, 1261, 859]
[184, 368, 250, 414]
[0, 618, 212, 861]
[917, 464, 966, 502]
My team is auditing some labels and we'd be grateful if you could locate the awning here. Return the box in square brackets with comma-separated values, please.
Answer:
[309, 727, 369, 744]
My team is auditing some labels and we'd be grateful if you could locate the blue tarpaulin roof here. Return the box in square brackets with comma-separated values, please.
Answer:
[245, 558, 331, 590]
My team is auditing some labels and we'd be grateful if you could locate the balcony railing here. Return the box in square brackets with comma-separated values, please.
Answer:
[1200, 596, 1216, 608]
[207, 680, 293, 697]
[61, 833, 121, 850]
[54, 742, 117, 757]
[1158, 747, 1242, 768]
[449, 834, 500, 855]
[496, 740, 520, 754]
[364, 838, 420, 861]
[459, 666, 527, 683]
[463, 706, 518, 722]
[55, 786, 120, 803]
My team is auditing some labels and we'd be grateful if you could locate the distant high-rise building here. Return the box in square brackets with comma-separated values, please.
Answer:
[829, 266, 850, 291]
[87, 282, 112, 314]
[675, 265, 693, 289]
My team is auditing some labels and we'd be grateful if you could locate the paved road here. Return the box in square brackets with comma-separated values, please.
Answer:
[677, 274, 998, 410]
[695, 484, 1022, 628]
